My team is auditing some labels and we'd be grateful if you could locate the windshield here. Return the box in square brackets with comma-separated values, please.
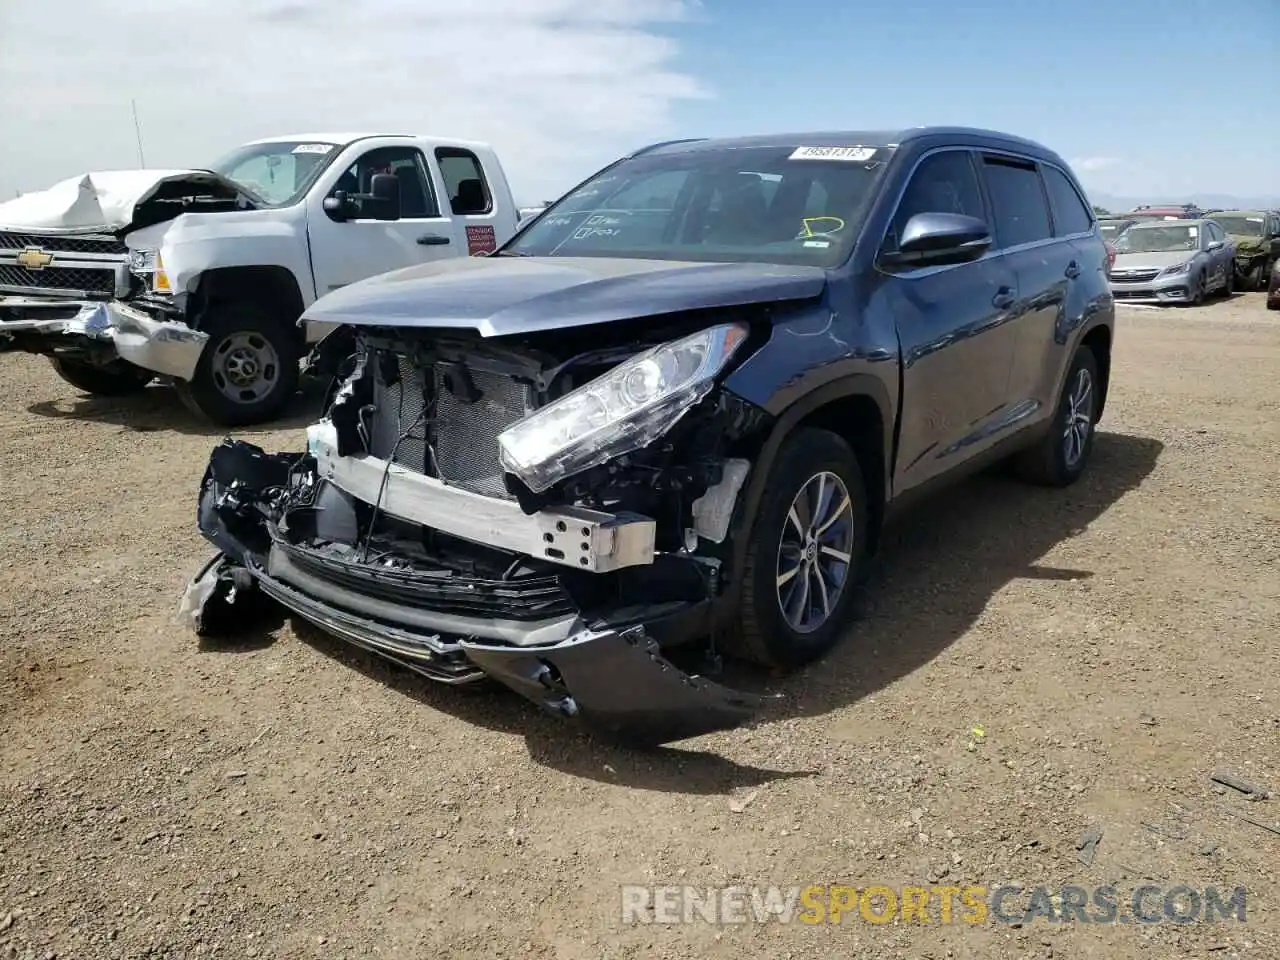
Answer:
[505, 144, 895, 267]
[1115, 223, 1201, 253]
[1099, 221, 1131, 240]
[1214, 215, 1264, 237]
[209, 140, 342, 206]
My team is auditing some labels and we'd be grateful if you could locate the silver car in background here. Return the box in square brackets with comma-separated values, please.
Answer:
[1108, 218, 1236, 305]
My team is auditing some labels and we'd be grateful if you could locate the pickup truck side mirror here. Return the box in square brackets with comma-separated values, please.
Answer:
[882, 212, 992, 269]
[322, 174, 402, 223]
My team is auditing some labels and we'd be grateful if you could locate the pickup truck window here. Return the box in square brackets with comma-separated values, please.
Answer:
[210, 140, 341, 207]
[330, 147, 439, 219]
[888, 150, 985, 248]
[436, 148, 492, 215]
[981, 157, 1054, 248]
[504, 144, 894, 267]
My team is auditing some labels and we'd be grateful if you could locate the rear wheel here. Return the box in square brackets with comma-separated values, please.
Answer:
[1014, 345, 1100, 487]
[730, 428, 867, 668]
[176, 303, 300, 426]
[49, 357, 153, 396]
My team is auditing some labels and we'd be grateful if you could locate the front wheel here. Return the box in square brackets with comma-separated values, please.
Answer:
[1189, 271, 1206, 305]
[50, 357, 153, 396]
[176, 304, 300, 426]
[1220, 265, 1235, 298]
[730, 427, 868, 668]
[1014, 346, 1100, 487]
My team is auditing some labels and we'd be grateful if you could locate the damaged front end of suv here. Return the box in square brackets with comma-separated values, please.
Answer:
[183, 312, 778, 742]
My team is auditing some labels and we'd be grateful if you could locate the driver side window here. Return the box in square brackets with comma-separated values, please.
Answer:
[889, 150, 985, 248]
[328, 147, 439, 219]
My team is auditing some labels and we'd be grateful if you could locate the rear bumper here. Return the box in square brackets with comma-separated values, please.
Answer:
[0, 298, 207, 380]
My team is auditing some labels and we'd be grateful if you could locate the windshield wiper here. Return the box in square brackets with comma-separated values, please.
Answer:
[490, 249, 532, 257]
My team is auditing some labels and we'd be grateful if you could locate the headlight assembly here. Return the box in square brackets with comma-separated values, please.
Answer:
[128, 248, 172, 293]
[498, 322, 749, 493]
[1160, 261, 1191, 276]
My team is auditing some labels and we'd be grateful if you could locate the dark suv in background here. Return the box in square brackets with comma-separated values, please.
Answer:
[188, 127, 1115, 741]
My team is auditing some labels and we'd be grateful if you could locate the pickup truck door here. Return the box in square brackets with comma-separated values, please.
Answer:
[881, 148, 1021, 494]
[427, 146, 510, 257]
[305, 143, 459, 298]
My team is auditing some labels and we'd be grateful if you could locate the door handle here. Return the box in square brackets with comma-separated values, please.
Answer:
[992, 287, 1015, 310]
[1064, 261, 1081, 280]
[417, 234, 451, 246]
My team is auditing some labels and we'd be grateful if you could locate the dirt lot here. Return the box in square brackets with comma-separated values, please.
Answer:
[1, 294, 1277, 960]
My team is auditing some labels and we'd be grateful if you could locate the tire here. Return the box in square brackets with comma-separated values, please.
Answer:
[176, 303, 300, 426]
[1189, 271, 1206, 305]
[1014, 345, 1101, 487]
[50, 357, 153, 396]
[1246, 261, 1267, 291]
[730, 427, 868, 668]
[1220, 265, 1234, 297]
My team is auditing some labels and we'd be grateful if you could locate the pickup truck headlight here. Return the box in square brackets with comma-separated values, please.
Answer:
[128, 248, 172, 293]
[1160, 261, 1192, 276]
[498, 322, 749, 494]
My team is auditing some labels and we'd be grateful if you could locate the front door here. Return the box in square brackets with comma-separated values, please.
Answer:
[882, 148, 1020, 494]
[306, 144, 458, 297]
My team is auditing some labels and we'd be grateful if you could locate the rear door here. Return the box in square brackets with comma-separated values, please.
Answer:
[978, 154, 1072, 421]
[431, 147, 504, 257]
[1008, 161, 1107, 412]
[306, 143, 457, 296]
[882, 147, 1020, 493]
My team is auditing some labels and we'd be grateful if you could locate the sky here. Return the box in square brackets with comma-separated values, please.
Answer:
[1, 0, 1277, 207]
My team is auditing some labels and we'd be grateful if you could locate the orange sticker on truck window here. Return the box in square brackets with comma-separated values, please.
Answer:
[466, 224, 497, 256]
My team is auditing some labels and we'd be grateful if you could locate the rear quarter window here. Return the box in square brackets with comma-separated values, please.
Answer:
[1042, 166, 1094, 236]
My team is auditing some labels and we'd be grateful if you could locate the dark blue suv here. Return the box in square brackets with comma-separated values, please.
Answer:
[188, 127, 1115, 742]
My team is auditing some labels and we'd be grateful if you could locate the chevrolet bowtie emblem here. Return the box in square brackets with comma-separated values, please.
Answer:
[16, 247, 54, 270]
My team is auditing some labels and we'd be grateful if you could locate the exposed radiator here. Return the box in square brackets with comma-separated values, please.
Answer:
[370, 354, 532, 500]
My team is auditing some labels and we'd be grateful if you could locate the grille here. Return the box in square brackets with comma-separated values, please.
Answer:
[0, 231, 127, 255]
[1111, 269, 1160, 283]
[370, 354, 532, 499]
[0, 263, 117, 295]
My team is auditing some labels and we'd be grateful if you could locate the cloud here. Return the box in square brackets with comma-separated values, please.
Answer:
[0, 0, 708, 202]
[1069, 157, 1121, 173]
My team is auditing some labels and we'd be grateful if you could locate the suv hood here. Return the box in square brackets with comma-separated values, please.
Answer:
[0, 169, 251, 234]
[303, 255, 828, 337]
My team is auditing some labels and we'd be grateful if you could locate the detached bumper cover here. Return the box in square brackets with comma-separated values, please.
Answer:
[181, 439, 770, 743]
[0, 298, 207, 380]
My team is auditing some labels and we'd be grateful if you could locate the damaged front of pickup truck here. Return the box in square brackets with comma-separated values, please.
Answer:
[181, 129, 1115, 742]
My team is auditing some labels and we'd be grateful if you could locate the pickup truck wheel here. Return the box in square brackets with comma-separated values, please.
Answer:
[49, 357, 153, 396]
[177, 305, 300, 426]
[1014, 346, 1100, 487]
[731, 427, 867, 668]
[1246, 261, 1267, 291]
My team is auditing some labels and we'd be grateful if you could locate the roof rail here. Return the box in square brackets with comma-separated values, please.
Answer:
[629, 138, 707, 157]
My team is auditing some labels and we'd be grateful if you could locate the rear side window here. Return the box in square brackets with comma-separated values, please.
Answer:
[981, 157, 1053, 248]
[890, 150, 985, 245]
[436, 148, 492, 215]
[1042, 166, 1094, 236]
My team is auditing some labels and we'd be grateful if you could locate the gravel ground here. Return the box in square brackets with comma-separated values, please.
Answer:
[1, 293, 1277, 960]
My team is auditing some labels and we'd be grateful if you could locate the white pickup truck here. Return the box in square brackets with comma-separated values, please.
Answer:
[0, 133, 521, 424]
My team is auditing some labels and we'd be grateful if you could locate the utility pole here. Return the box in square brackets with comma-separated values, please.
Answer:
[131, 99, 147, 166]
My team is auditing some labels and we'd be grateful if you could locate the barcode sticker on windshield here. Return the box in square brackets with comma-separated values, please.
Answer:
[292, 143, 334, 154]
[790, 146, 878, 162]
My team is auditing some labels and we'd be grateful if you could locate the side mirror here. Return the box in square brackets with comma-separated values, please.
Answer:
[883, 212, 992, 268]
[323, 192, 355, 221]
[1207, 239, 1224, 251]
[367, 173, 401, 221]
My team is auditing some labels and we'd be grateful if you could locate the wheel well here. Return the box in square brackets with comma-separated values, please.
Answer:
[1080, 325, 1112, 422]
[793, 395, 887, 556]
[193, 266, 305, 342]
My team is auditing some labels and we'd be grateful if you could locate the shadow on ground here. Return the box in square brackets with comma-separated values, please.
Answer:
[200, 430, 1163, 794]
[26, 377, 328, 437]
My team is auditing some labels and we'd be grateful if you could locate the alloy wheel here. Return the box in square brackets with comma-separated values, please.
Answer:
[775, 471, 856, 633]
[1063, 367, 1094, 467]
